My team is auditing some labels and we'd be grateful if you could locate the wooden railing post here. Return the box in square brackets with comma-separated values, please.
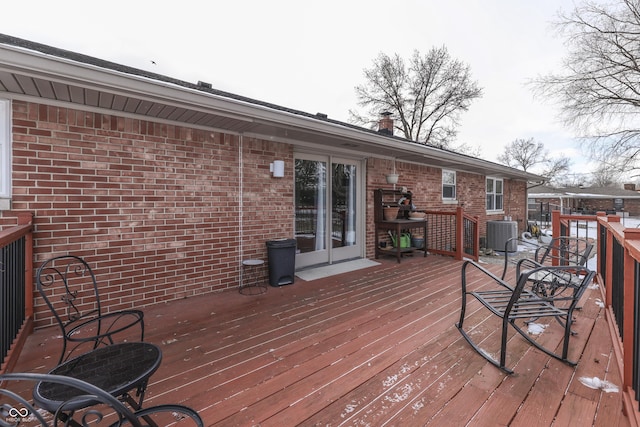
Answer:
[551, 210, 560, 239]
[18, 212, 33, 320]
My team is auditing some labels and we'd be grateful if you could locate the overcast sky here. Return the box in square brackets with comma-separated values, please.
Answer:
[3, 0, 592, 176]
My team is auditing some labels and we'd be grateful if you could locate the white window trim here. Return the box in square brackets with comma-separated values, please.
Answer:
[0, 99, 11, 202]
[442, 169, 456, 201]
[486, 176, 504, 213]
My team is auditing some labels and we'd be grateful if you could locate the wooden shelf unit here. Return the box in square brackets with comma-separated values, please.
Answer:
[373, 189, 427, 263]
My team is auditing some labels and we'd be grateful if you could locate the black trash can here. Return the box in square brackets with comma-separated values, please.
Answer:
[266, 239, 296, 286]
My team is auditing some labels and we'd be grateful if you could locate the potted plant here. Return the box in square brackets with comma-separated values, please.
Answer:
[383, 205, 399, 221]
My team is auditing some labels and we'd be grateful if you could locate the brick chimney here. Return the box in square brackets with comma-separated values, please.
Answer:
[624, 183, 637, 191]
[378, 111, 393, 135]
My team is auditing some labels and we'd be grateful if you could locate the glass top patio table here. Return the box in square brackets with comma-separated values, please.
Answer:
[33, 341, 162, 412]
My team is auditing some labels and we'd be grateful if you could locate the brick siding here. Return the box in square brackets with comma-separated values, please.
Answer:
[6, 100, 528, 327]
[366, 158, 527, 257]
[7, 100, 292, 327]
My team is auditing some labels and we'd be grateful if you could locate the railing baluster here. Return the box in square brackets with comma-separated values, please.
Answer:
[421, 208, 478, 261]
[0, 218, 33, 374]
[612, 237, 625, 338]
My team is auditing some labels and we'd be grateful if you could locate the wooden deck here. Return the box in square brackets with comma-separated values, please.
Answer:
[14, 255, 631, 426]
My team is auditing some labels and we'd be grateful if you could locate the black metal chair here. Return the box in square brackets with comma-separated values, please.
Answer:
[457, 260, 595, 374]
[501, 236, 594, 280]
[0, 372, 203, 426]
[36, 255, 145, 364]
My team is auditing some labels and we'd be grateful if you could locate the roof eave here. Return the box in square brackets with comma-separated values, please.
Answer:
[0, 36, 543, 182]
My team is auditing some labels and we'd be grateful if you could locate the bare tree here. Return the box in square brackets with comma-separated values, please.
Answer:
[591, 164, 624, 186]
[532, 0, 640, 175]
[589, 151, 626, 186]
[350, 48, 482, 148]
[498, 138, 571, 184]
[497, 138, 546, 172]
[541, 156, 572, 183]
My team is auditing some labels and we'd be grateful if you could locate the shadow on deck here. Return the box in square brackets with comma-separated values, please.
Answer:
[13, 255, 630, 426]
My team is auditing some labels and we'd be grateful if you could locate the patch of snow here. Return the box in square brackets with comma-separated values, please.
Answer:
[527, 323, 548, 335]
[385, 383, 414, 403]
[383, 375, 398, 388]
[578, 376, 619, 393]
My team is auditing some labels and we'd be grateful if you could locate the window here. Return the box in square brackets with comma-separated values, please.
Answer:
[442, 170, 456, 200]
[0, 99, 10, 200]
[486, 177, 503, 211]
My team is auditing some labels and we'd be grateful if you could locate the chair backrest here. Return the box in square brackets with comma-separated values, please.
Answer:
[0, 372, 142, 426]
[36, 255, 103, 336]
[0, 373, 204, 426]
[535, 237, 593, 268]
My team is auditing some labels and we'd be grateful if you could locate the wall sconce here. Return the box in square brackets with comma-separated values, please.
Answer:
[270, 160, 285, 178]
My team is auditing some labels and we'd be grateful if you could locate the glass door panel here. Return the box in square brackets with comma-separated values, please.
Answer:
[295, 157, 329, 267]
[295, 154, 362, 269]
[330, 161, 359, 260]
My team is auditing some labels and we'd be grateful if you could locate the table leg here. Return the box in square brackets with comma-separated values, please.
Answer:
[396, 224, 401, 263]
[423, 223, 427, 257]
[121, 382, 161, 427]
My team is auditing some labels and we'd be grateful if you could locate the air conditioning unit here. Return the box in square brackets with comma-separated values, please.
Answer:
[486, 220, 517, 252]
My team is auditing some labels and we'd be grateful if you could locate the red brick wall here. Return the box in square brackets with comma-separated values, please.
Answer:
[7, 101, 292, 327]
[6, 99, 529, 327]
[366, 158, 527, 257]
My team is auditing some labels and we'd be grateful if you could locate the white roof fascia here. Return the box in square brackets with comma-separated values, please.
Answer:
[0, 42, 544, 182]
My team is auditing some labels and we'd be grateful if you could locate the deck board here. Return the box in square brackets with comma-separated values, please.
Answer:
[10, 255, 633, 426]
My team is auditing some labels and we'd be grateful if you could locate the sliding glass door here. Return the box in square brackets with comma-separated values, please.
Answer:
[295, 154, 362, 269]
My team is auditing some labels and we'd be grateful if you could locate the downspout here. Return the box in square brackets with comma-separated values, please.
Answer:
[238, 134, 243, 287]
[525, 180, 547, 225]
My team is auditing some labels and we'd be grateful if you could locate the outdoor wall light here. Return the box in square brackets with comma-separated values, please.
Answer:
[270, 160, 285, 178]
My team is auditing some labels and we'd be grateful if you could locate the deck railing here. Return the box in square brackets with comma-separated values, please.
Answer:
[424, 207, 479, 261]
[552, 210, 640, 424]
[0, 213, 34, 375]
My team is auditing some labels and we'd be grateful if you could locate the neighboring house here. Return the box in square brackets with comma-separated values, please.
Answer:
[529, 184, 640, 217]
[0, 34, 543, 327]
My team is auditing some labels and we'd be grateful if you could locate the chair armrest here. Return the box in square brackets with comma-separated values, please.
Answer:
[515, 257, 543, 278]
[463, 260, 515, 295]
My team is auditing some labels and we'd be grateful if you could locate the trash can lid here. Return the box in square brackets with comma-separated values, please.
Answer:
[266, 238, 297, 248]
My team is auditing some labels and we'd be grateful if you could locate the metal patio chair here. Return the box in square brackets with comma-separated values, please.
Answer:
[36, 255, 145, 364]
[457, 260, 595, 374]
[0, 372, 203, 426]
